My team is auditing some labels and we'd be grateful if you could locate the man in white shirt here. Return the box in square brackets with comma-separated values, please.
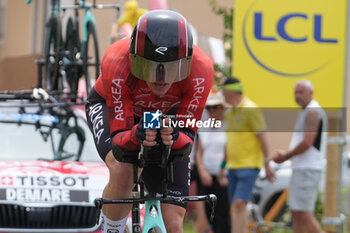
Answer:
[272, 80, 327, 233]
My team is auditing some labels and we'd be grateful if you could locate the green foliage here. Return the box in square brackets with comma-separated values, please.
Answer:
[314, 192, 324, 224]
[208, 0, 233, 86]
[183, 216, 196, 233]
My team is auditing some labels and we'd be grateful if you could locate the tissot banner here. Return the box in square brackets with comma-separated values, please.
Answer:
[232, 0, 348, 108]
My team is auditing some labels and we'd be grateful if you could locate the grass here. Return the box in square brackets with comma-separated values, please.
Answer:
[183, 215, 294, 233]
[183, 215, 197, 233]
[270, 229, 293, 233]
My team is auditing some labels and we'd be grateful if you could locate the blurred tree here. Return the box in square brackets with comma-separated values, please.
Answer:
[208, 0, 233, 88]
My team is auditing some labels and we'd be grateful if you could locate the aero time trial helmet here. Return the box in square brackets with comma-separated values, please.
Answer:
[129, 10, 193, 84]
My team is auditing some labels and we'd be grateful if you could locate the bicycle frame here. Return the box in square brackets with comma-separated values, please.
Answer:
[94, 144, 217, 233]
[95, 193, 216, 233]
[82, 1, 96, 51]
[143, 199, 166, 232]
[68, 0, 119, 56]
[248, 173, 292, 233]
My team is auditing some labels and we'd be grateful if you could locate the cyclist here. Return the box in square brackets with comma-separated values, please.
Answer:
[86, 10, 213, 233]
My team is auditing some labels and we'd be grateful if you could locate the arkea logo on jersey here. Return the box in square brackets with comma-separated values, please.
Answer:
[143, 110, 161, 129]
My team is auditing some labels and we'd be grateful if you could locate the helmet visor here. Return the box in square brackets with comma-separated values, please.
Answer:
[130, 54, 192, 83]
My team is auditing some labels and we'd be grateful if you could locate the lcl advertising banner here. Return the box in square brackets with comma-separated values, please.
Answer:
[232, 0, 348, 108]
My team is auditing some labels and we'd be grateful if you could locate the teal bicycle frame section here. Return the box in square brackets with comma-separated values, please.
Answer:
[143, 200, 167, 233]
[27, 0, 60, 15]
[81, 0, 96, 53]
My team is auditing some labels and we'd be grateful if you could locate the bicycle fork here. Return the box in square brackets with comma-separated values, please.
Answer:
[142, 200, 167, 233]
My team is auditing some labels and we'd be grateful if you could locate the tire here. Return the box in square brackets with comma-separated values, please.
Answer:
[82, 21, 100, 95]
[148, 226, 163, 233]
[44, 16, 62, 91]
[64, 17, 81, 94]
[65, 17, 80, 52]
[262, 192, 292, 227]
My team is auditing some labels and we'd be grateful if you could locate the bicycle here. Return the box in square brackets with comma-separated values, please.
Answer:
[63, 0, 120, 96]
[247, 164, 293, 233]
[26, 0, 120, 97]
[94, 144, 217, 233]
[248, 189, 291, 233]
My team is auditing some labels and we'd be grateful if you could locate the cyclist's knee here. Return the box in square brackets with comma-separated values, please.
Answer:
[105, 152, 133, 174]
[162, 204, 185, 233]
[165, 218, 183, 233]
[104, 152, 135, 191]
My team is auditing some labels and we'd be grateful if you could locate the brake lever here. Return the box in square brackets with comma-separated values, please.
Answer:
[94, 198, 103, 224]
[208, 194, 217, 222]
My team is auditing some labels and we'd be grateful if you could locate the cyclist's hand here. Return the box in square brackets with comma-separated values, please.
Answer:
[143, 129, 158, 146]
[135, 119, 157, 146]
[160, 117, 179, 146]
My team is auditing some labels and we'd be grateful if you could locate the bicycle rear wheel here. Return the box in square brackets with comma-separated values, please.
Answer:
[65, 17, 81, 94]
[44, 16, 62, 91]
[82, 21, 100, 95]
[65, 17, 80, 52]
[262, 191, 292, 227]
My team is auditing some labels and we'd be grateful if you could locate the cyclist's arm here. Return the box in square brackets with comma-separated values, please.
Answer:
[92, 38, 144, 153]
[85, 88, 112, 161]
[93, 76, 141, 153]
[172, 48, 214, 149]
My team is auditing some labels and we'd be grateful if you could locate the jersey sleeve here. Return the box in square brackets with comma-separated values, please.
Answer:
[95, 38, 136, 135]
[92, 38, 141, 152]
[169, 46, 213, 150]
[175, 46, 214, 134]
[85, 88, 111, 161]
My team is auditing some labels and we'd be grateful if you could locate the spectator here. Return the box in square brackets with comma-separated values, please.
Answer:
[110, 0, 148, 42]
[118, 0, 148, 28]
[271, 80, 327, 233]
[218, 77, 275, 233]
[188, 134, 210, 233]
[196, 91, 230, 233]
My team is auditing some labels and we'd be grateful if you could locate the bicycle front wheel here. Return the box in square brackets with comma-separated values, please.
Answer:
[82, 21, 100, 95]
[44, 16, 62, 91]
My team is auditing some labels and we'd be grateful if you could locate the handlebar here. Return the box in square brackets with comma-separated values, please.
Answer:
[60, 2, 120, 10]
[0, 88, 86, 106]
[95, 194, 217, 206]
[26, 0, 120, 10]
[94, 194, 217, 223]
